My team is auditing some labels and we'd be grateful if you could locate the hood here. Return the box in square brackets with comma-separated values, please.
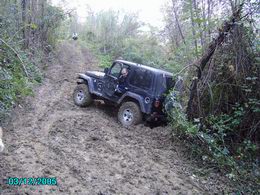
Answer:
[85, 71, 105, 79]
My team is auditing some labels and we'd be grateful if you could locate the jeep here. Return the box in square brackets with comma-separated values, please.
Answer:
[73, 60, 175, 127]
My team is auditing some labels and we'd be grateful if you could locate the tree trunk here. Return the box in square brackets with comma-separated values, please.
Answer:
[207, 0, 212, 37]
[21, 0, 29, 48]
[202, 0, 207, 43]
[39, 0, 46, 45]
[31, 0, 36, 46]
[229, 0, 236, 13]
[193, 0, 204, 47]
[171, 0, 186, 45]
[173, 24, 180, 47]
[190, 0, 199, 58]
[174, 8, 186, 45]
[27, 0, 31, 49]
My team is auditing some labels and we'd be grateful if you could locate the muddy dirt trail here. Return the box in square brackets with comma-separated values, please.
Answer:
[0, 42, 229, 194]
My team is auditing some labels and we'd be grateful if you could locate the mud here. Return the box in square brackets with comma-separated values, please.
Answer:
[0, 42, 231, 194]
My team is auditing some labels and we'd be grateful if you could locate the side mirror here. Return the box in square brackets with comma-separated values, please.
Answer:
[104, 68, 109, 74]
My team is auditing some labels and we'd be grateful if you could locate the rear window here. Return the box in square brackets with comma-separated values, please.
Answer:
[129, 68, 153, 89]
[155, 74, 174, 96]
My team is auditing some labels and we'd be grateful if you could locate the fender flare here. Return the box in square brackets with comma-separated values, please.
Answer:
[77, 73, 94, 93]
[117, 92, 147, 113]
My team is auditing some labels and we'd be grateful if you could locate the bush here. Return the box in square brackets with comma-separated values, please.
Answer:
[167, 89, 259, 193]
[97, 54, 112, 68]
[0, 46, 40, 120]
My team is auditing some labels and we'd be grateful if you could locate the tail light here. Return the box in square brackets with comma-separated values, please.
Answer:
[154, 100, 160, 108]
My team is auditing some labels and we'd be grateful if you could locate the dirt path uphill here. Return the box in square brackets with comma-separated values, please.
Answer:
[0, 41, 228, 194]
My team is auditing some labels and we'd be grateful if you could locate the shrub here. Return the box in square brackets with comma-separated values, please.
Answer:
[167, 89, 259, 193]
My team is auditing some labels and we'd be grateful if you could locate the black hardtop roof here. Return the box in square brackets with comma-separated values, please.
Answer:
[114, 60, 173, 77]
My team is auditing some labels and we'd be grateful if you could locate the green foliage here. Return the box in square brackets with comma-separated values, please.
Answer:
[45, 5, 66, 47]
[75, 10, 167, 68]
[163, 2, 260, 191]
[0, 1, 64, 122]
[168, 95, 260, 193]
[168, 107, 198, 136]
[98, 54, 112, 68]
[0, 48, 34, 119]
[119, 36, 166, 67]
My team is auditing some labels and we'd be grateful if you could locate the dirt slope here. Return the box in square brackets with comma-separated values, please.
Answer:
[0, 42, 229, 194]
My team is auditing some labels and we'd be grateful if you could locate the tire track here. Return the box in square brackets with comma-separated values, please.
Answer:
[0, 41, 230, 194]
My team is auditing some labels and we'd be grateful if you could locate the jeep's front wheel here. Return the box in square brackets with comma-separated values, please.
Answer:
[118, 102, 142, 127]
[73, 84, 93, 107]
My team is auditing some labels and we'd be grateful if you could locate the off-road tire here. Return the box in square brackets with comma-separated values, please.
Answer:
[118, 101, 142, 127]
[73, 84, 93, 107]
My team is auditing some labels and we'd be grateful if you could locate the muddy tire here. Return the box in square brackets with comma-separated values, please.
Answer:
[73, 84, 93, 107]
[118, 101, 142, 127]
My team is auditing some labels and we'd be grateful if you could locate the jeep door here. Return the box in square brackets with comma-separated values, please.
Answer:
[103, 62, 122, 99]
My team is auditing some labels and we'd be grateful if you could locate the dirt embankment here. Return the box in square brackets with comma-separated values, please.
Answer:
[0, 41, 231, 194]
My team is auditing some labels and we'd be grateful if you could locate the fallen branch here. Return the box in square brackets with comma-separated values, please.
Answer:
[173, 64, 201, 77]
[0, 38, 29, 77]
[186, 4, 244, 119]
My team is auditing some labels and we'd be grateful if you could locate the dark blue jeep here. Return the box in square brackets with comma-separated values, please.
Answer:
[73, 60, 174, 127]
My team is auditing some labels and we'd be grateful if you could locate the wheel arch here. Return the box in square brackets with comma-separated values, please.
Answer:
[117, 92, 146, 113]
[77, 73, 94, 93]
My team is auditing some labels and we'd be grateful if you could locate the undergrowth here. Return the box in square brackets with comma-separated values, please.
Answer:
[167, 90, 260, 194]
[0, 44, 43, 121]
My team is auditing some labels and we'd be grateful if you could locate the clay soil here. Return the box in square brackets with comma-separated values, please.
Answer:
[0, 42, 231, 194]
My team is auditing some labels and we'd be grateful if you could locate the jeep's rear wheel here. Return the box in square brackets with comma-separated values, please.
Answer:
[118, 102, 142, 127]
[73, 84, 93, 107]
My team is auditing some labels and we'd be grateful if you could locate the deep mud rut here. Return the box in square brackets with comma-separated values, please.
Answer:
[0, 42, 230, 194]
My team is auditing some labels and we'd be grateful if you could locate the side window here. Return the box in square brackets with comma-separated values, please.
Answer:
[129, 68, 153, 89]
[110, 63, 122, 78]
